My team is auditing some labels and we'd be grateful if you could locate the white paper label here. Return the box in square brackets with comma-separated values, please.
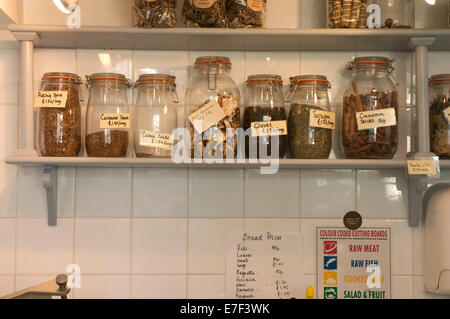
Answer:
[139, 130, 173, 150]
[247, 0, 264, 12]
[251, 121, 288, 137]
[188, 100, 226, 134]
[444, 107, 450, 124]
[226, 232, 304, 299]
[34, 91, 68, 108]
[407, 160, 438, 176]
[193, 0, 214, 9]
[310, 110, 336, 130]
[356, 108, 397, 130]
[99, 113, 131, 129]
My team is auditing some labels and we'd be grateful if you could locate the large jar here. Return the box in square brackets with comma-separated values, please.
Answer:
[286, 75, 333, 159]
[185, 56, 241, 158]
[85, 73, 132, 158]
[327, 0, 369, 28]
[134, 74, 178, 158]
[429, 74, 450, 159]
[243, 74, 287, 159]
[36, 72, 82, 157]
[342, 57, 399, 159]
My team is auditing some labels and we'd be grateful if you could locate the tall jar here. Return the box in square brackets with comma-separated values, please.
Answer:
[327, 0, 369, 28]
[285, 75, 333, 159]
[85, 73, 132, 158]
[134, 74, 179, 158]
[36, 72, 82, 157]
[342, 57, 399, 159]
[185, 56, 241, 158]
[243, 74, 287, 159]
[429, 74, 450, 159]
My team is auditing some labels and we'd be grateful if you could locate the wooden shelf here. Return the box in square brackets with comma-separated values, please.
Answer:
[7, 25, 450, 51]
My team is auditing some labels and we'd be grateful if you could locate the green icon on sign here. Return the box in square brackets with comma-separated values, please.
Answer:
[324, 287, 337, 299]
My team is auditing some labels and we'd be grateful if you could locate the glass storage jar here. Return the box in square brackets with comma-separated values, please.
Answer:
[85, 73, 132, 158]
[134, 74, 178, 158]
[185, 56, 241, 158]
[429, 74, 450, 159]
[134, 0, 177, 28]
[327, 0, 369, 28]
[372, 0, 414, 28]
[36, 72, 82, 157]
[285, 75, 333, 159]
[342, 56, 399, 159]
[243, 74, 287, 159]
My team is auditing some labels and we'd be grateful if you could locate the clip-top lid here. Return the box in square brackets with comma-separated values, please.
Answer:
[247, 74, 283, 83]
[42, 72, 82, 84]
[195, 56, 232, 66]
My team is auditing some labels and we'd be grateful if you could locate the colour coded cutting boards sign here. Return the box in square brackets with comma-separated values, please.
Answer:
[316, 227, 391, 299]
[226, 232, 304, 299]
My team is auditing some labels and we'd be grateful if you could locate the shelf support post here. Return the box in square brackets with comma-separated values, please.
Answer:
[43, 165, 57, 226]
[11, 32, 40, 157]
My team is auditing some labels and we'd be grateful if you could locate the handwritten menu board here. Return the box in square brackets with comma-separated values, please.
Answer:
[226, 232, 304, 299]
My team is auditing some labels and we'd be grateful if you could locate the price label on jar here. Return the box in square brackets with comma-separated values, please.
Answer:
[100, 113, 131, 129]
[251, 121, 288, 137]
[139, 130, 173, 150]
[310, 110, 336, 130]
[356, 108, 397, 130]
[247, 0, 264, 12]
[192, 0, 214, 9]
[34, 91, 68, 108]
[407, 160, 438, 176]
[188, 100, 226, 134]
[444, 107, 450, 124]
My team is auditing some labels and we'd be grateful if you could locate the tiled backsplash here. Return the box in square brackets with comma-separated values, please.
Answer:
[1, 44, 450, 299]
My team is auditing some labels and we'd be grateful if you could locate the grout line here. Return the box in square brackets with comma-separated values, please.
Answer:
[129, 167, 134, 299]
[185, 167, 190, 297]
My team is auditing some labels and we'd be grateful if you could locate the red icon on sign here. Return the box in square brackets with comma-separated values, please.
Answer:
[324, 241, 337, 255]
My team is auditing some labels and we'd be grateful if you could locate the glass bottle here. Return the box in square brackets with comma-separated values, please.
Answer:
[342, 56, 399, 159]
[36, 72, 82, 157]
[243, 74, 287, 159]
[85, 73, 132, 158]
[429, 74, 450, 159]
[134, 74, 179, 158]
[285, 75, 333, 159]
[185, 56, 241, 158]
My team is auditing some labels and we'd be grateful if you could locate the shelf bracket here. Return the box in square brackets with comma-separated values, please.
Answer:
[408, 178, 429, 227]
[43, 165, 57, 226]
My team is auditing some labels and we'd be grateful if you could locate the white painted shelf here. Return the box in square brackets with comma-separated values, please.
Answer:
[7, 25, 450, 51]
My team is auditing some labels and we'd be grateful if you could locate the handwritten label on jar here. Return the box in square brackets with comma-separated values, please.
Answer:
[407, 160, 438, 176]
[251, 121, 288, 137]
[192, 0, 214, 9]
[444, 107, 450, 124]
[34, 91, 68, 108]
[188, 100, 226, 134]
[100, 113, 131, 129]
[309, 110, 336, 130]
[356, 108, 397, 130]
[247, 0, 264, 12]
[139, 130, 173, 150]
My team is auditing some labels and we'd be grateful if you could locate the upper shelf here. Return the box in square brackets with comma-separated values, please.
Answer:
[7, 25, 450, 51]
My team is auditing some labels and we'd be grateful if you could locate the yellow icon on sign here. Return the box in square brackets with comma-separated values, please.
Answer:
[324, 271, 338, 286]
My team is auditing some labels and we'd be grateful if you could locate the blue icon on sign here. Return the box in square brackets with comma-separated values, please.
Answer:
[324, 256, 337, 270]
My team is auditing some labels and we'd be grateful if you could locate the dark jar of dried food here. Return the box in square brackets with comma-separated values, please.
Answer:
[285, 75, 333, 159]
[36, 72, 82, 157]
[134, 0, 177, 28]
[183, 0, 227, 27]
[243, 74, 287, 159]
[342, 57, 399, 159]
[429, 74, 450, 159]
[227, 0, 266, 28]
[85, 73, 132, 158]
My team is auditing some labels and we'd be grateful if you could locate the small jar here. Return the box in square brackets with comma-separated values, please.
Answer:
[327, 0, 369, 28]
[134, 0, 177, 28]
[134, 74, 179, 158]
[285, 75, 333, 159]
[429, 74, 450, 159]
[227, 0, 266, 28]
[372, 0, 414, 28]
[36, 72, 82, 157]
[185, 56, 241, 158]
[85, 73, 132, 158]
[243, 74, 287, 159]
[342, 56, 399, 159]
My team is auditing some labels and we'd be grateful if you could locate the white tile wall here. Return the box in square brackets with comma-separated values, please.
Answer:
[188, 275, 226, 299]
[0, 219, 15, 274]
[131, 275, 187, 299]
[0, 276, 14, 296]
[74, 275, 130, 299]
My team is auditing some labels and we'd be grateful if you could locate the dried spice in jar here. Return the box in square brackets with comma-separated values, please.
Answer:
[183, 0, 227, 27]
[134, 0, 177, 28]
[85, 130, 129, 157]
[227, 0, 266, 28]
[429, 74, 450, 159]
[327, 0, 368, 28]
[36, 72, 82, 157]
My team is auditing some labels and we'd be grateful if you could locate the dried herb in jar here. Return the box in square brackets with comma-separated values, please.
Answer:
[342, 91, 398, 158]
[183, 0, 227, 27]
[328, 0, 367, 28]
[134, 0, 177, 28]
[430, 96, 450, 159]
[227, 0, 266, 28]
[189, 93, 240, 158]
[243, 106, 286, 158]
[38, 84, 81, 157]
[288, 104, 332, 159]
[86, 130, 129, 157]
